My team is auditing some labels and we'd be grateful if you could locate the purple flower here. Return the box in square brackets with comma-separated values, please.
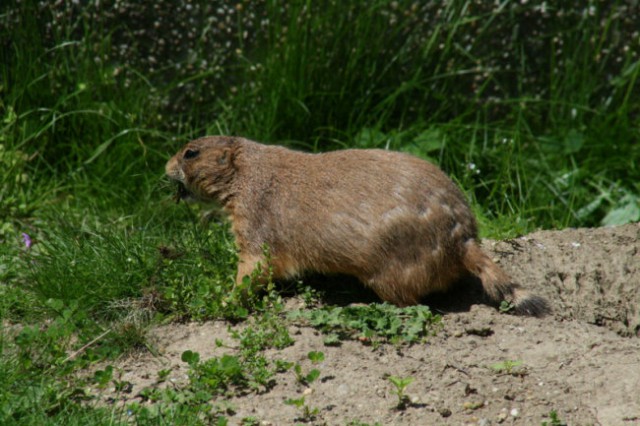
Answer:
[21, 233, 32, 249]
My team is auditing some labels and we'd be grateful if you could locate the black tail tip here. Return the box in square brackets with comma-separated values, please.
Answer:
[515, 295, 552, 317]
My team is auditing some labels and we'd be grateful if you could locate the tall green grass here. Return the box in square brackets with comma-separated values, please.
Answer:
[1, 0, 639, 423]
[2, 1, 638, 233]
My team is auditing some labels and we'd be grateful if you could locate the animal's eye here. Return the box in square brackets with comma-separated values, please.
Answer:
[183, 149, 199, 160]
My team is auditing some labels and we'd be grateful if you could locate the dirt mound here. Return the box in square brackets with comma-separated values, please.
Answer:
[489, 222, 640, 337]
[103, 224, 640, 425]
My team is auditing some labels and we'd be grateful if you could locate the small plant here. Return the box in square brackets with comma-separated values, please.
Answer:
[296, 281, 322, 307]
[542, 410, 568, 426]
[113, 378, 133, 393]
[274, 359, 295, 373]
[293, 363, 320, 386]
[156, 368, 171, 383]
[490, 360, 526, 376]
[307, 351, 325, 364]
[185, 351, 247, 395]
[231, 298, 294, 357]
[387, 375, 415, 409]
[499, 300, 516, 314]
[181, 350, 201, 366]
[293, 351, 324, 386]
[240, 417, 261, 426]
[92, 365, 114, 389]
[285, 352, 325, 421]
[284, 396, 319, 423]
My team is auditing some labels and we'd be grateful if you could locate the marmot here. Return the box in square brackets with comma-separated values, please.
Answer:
[166, 136, 549, 316]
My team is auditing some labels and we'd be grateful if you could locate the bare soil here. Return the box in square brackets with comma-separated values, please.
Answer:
[103, 223, 640, 425]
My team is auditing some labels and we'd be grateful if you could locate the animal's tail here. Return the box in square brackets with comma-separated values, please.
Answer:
[462, 240, 550, 317]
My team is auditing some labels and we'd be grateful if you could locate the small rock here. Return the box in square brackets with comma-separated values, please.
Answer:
[438, 407, 452, 417]
[510, 407, 519, 417]
[464, 400, 485, 410]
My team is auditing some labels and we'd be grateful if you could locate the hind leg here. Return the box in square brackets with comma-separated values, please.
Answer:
[363, 271, 423, 307]
[362, 256, 463, 307]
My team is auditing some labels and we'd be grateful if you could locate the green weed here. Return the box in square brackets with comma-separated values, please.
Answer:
[240, 417, 261, 426]
[292, 351, 325, 387]
[387, 375, 415, 410]
[499, 300, 516, 314]
[489, 359, 527, 377]
[284, 396, 319, 423]
[129, 349, 265, 424]
[184, 351, 247, 396]
[289, 303, 442, 346]
[542, 410, 568, 426]
[230, 285, 294, 390]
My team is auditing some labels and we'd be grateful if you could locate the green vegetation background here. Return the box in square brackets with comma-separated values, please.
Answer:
[0, 1, 638, 424]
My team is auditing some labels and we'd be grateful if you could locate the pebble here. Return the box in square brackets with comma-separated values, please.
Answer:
[438, 407, 452, 417]
[464, 400, 485, 410]
[497, 408, 508, 423]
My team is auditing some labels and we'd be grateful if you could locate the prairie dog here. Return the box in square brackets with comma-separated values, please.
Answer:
[165, 136, 549, 316]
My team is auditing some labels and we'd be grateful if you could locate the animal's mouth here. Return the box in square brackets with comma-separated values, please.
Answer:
[173, 182, 192, 203]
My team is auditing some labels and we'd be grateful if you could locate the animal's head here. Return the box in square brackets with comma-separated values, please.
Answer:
[165, 136, 238, 203]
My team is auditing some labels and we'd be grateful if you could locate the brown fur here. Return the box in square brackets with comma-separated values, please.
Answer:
[165, 136, 549, 316]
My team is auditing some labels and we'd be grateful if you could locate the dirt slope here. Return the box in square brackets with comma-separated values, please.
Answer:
[107, 223, 640, 425]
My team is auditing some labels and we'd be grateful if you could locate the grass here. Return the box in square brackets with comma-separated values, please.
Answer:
[1, 0, 639, 424]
